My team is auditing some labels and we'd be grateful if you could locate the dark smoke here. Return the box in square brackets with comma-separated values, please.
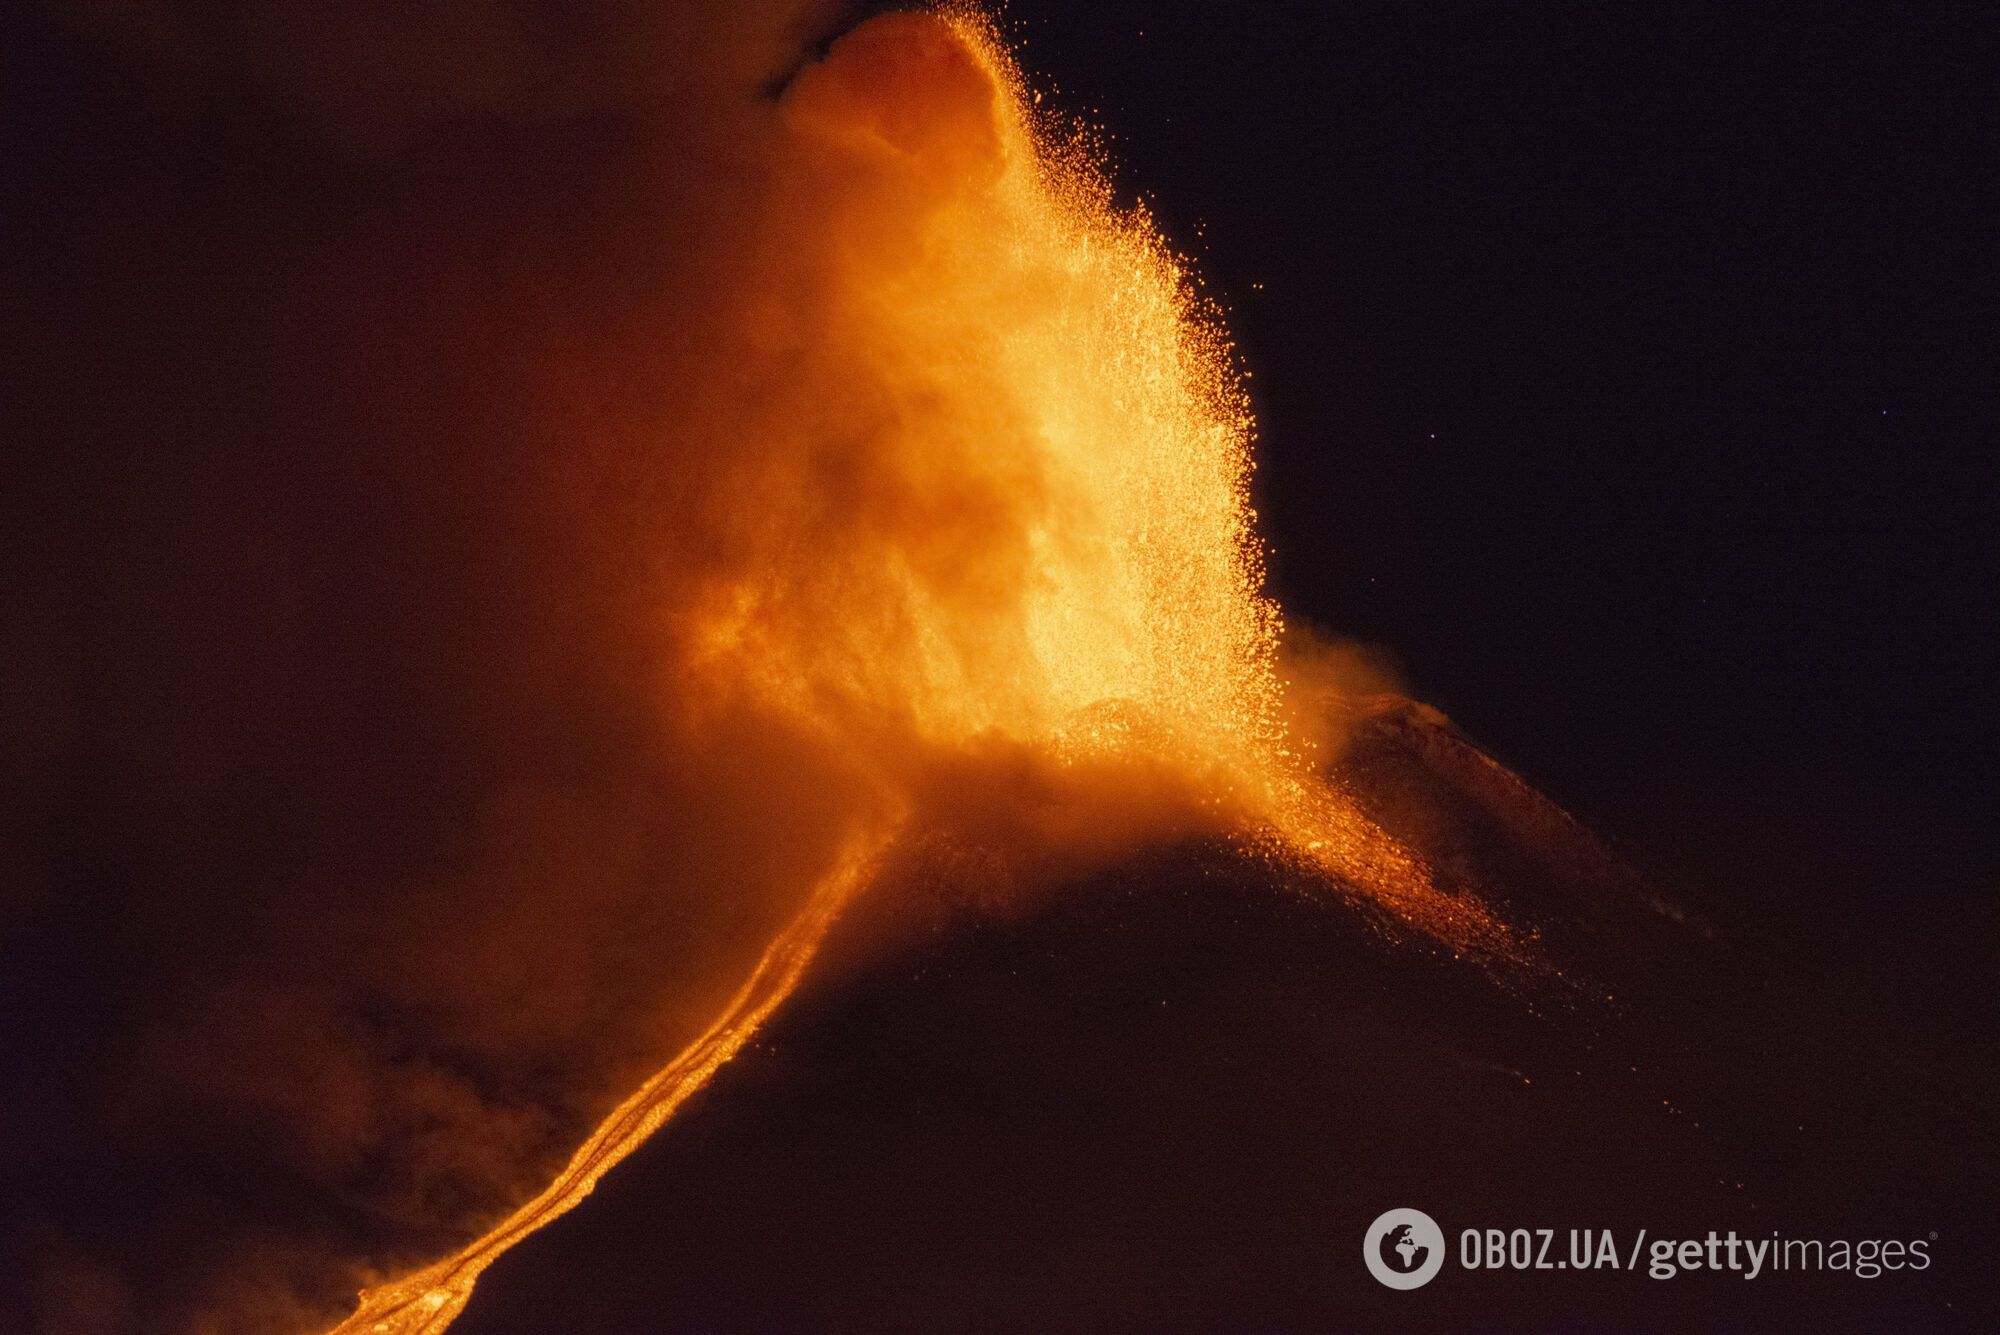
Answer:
[0, 3, 895, 1330]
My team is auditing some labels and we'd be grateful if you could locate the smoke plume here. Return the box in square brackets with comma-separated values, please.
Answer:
[2, 3, 1376, 1329]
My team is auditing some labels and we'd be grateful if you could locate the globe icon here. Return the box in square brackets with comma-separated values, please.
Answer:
[1386, 1223, 1429, 1271]
[1364, 1209, 1445, 1290]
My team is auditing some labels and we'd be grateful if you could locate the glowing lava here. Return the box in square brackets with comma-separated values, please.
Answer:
[330, 843, 879, 1334]
[328, 9, 1511, 1332]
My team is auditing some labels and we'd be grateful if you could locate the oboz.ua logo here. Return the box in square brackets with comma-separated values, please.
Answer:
[1364, 1208, 1446, 1290]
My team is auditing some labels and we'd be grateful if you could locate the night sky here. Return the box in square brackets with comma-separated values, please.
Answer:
[3, 2, 1994, 1332]
[999, 0, 1993, 930]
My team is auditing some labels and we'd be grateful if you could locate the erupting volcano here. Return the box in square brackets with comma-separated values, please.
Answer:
[330, 9, 1518, 1331]
[7, 2, 1983, 1331]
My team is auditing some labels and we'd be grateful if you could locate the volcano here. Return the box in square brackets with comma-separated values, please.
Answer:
[9, 5, 1989, 1332]
[396, 701, 1975, 1332]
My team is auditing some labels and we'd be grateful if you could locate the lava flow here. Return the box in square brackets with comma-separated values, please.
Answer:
[329, 8, 1510, 1331]
[332, 842, 880, 1335]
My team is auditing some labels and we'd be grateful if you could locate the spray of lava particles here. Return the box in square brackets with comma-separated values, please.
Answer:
[331, 9, 1510, 1332]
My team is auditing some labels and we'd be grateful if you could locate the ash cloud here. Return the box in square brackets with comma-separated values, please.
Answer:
[1, 1, 1292, 1327]
[0, 1, 1278, 1328]
[2, 2, 884, 1330]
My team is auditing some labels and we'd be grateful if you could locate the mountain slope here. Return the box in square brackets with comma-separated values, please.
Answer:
[443, 700, 1981, 1332]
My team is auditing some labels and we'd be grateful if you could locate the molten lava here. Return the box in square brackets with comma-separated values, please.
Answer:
[331, 846, 874, 1334]
[331, 9, 1512, 1331]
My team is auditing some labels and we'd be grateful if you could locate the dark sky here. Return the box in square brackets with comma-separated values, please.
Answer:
[2, 2, 1993, 1331]
[994, 0, 1994, 933]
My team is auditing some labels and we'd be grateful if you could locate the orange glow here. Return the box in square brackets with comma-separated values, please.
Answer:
[675, 7, 1507, 944]
[699, 8, 1282, 767]
[328, 9, 1512, 1331]
[330, 842, 880, 1335]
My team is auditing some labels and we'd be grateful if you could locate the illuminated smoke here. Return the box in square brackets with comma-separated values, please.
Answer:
[4, 4, 1520, 1330]
[654, 5, 1507, 947]
[324, 10, 1512, 1331]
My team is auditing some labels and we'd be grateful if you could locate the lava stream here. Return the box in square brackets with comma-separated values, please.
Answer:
[328, 841, 884, 1335]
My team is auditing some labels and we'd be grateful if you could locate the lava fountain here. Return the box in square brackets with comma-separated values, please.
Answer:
[330, 9, 1510, 1332]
